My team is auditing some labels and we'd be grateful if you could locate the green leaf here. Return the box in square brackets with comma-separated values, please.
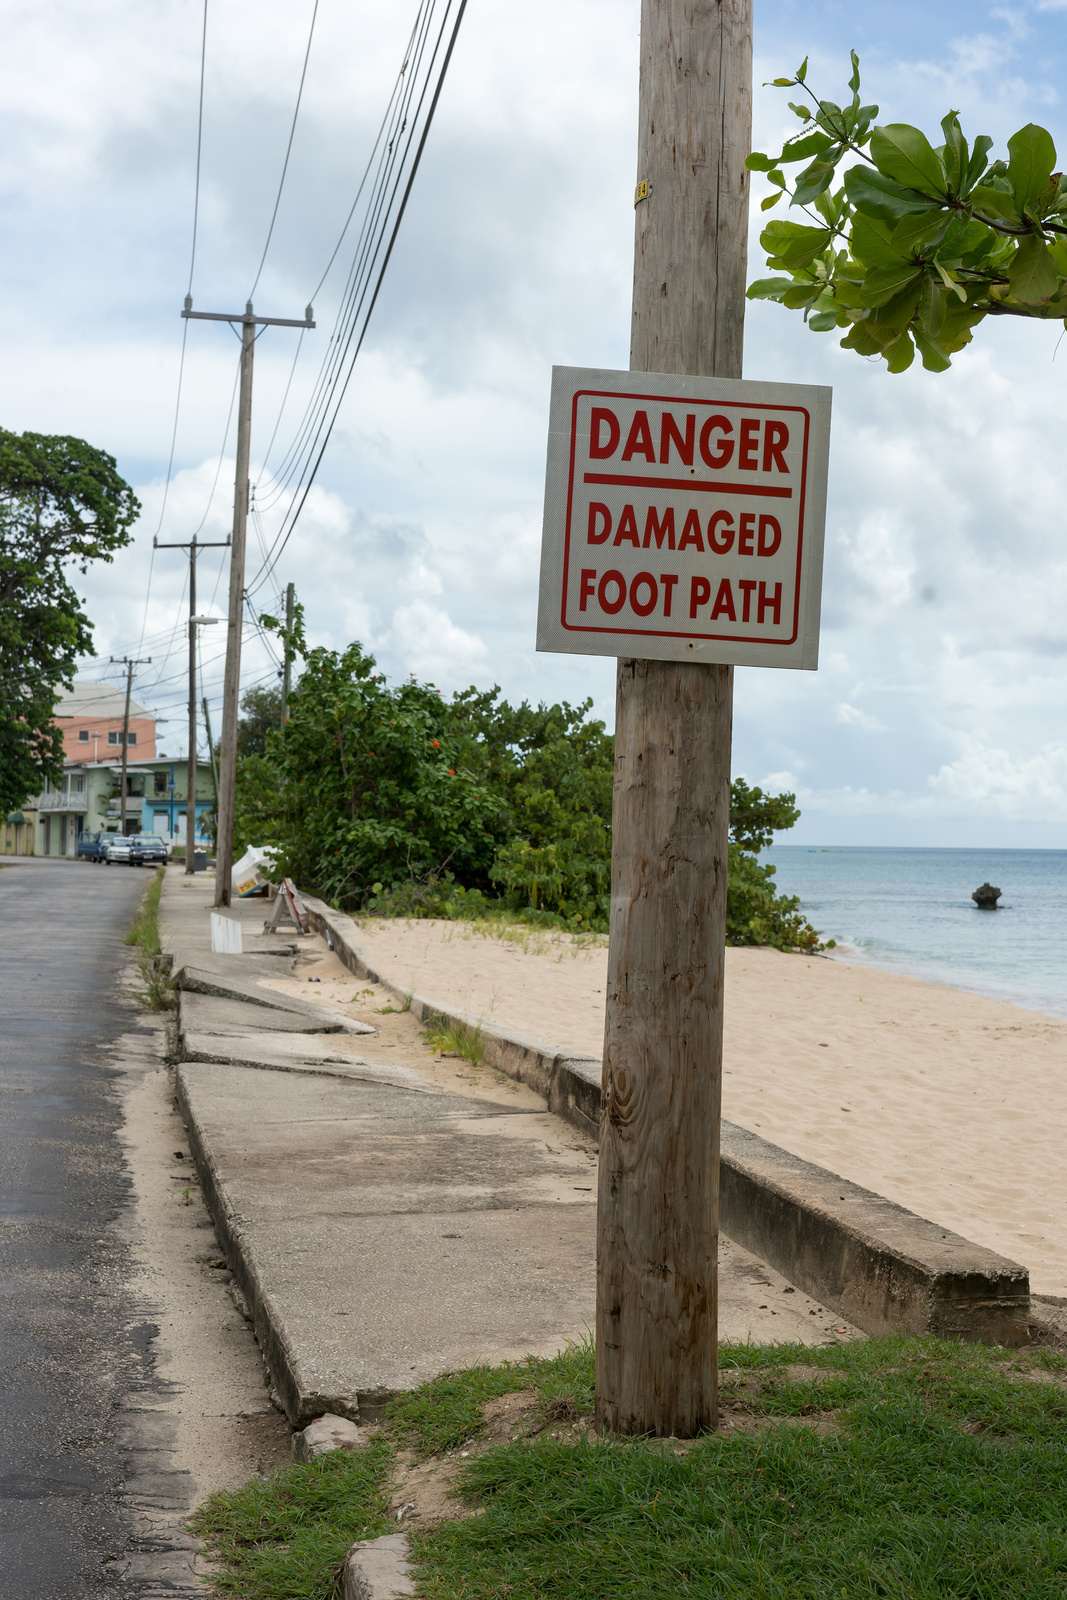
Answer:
[840, 322, 882, 357]
[969, 184, 1020, 225]
[933, 259, 967, 303]
[884, 330, 915, 372]
[808, 310, 840, 332]
[746, 278, 793, 301]
[869, 124, 947, 195]
[796, 57, 808, 83]
[1008, 234, 1060, 303]
[912, 328, 952, 371]
[963, 135, 994, 194]
[783, 282, 821, 309]
[850, 213, 905, 267]
[771, 77, 795, 87]
[844, 165, 941, 223]
[761, 191, 784, 211]
[867, 277, 926, 337]
[890, 210, 952, 256]
[767, 169, 787, 189]
[787, 101, 812, 122]
[917, 278, 947, 336]
[848, 50, 861, 95]
[939, 112, 968, 194]
[859, 263, 925, 307]
[761, 220, 834, 270]
[745, 152, 778, 173]
[792, 159, 837, 207]
[779, 132, 834, 164]
[1006, 123, 1057, 210]
[938, 300, 984, 352]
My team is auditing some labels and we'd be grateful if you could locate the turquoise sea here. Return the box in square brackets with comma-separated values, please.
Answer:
[765, 847, 1067, 1021]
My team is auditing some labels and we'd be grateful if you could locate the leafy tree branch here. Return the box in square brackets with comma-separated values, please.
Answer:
[746, 53, 1067, 373]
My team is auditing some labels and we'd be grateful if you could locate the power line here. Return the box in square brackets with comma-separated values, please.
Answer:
[246, 0, 469, 596]
[136, 0, 210, 651]
[248, 0, 321, 300]
[254, 2, 437, 508]
[188, 0, 209, 295]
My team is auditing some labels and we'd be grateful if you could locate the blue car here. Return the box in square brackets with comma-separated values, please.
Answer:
[128, 834, 169, 867]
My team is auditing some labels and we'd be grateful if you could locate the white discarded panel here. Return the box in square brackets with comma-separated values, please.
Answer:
[232, 844, 277, 898]
[210, 913, 243, 955]
[537, 365, 831, 670]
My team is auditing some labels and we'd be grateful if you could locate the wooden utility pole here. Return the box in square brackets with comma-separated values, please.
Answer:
[154, 532, 228, 872]
[179, 297, 314, 906]
[215, 306, 255, 907]
[595, 0, 752, 1439]
[280, 580, 295, 725]
[110, 656, 151, 836]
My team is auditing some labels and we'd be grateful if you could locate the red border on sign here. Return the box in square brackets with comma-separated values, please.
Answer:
[559, 389, 811, 646]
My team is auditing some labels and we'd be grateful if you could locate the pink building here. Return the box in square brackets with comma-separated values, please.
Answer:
[54, 680, 156, 762]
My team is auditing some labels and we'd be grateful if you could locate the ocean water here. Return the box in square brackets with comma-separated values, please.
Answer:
[764, 847, 1067, 1021]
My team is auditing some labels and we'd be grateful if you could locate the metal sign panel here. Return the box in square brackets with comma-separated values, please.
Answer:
[536, 366, 832, 669]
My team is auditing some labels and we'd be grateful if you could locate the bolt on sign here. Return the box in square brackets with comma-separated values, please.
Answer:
[537, 366, 832, 669]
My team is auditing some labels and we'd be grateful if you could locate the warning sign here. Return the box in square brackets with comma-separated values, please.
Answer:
[536, 366, 831, 670]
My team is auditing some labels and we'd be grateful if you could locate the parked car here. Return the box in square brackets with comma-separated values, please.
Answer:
[76, 831, 111, 863]
[129, 834, 168, 867]
[105, 835, 133, 864]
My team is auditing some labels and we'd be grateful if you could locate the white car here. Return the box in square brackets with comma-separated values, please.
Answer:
[105, 835, 132, 863]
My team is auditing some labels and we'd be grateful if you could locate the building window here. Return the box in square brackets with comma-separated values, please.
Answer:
[154, 773, 168, 796]
[72, 776, 85, 794]
[127, 731, 137, 746]
[78, 730, 89, 742]
[108, 731, 119, 745]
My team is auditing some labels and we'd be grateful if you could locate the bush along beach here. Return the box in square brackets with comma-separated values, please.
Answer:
[190, 1335, 1067, 1600]
[231, 617, 824, 950]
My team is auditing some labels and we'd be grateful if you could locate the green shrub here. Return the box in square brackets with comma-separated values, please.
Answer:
[233, 632, 826, 949]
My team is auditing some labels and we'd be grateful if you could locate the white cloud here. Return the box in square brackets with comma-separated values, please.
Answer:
[383, 602, 488, 685]
[2, 0, 1065, 844]
[836, 704, 890, 734]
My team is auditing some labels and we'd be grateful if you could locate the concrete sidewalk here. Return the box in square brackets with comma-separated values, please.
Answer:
[161, 872, 855, 1429]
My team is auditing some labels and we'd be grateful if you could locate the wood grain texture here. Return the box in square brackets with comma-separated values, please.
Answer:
[630, 0, 752, 380]
[213, 317, 255, 908]
[596, 0, 751, 1437]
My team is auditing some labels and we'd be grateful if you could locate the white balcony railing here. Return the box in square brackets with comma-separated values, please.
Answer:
[33, 790, 89, 813]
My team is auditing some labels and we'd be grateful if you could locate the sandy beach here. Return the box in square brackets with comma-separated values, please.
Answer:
[319, 917, 1067, 1298]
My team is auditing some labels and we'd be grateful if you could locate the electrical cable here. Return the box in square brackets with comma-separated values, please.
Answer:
[254, 3, 436, 506]
[134, 0, 210, 653]
[246, 0, 468, 593]
[248, 0, 320, 299]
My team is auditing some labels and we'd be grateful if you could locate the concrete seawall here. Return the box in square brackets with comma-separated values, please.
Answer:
[303, 896, 1032, 1348]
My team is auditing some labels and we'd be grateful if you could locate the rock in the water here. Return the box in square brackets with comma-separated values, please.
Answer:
[972, 882, 1002, 909]
[292, 1412, 370, 1462]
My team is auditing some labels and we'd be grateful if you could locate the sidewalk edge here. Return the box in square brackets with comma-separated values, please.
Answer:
[302, 896, 1031, 1348]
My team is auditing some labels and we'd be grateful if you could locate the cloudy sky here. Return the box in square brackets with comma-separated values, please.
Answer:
[3, 0, 1066, 846]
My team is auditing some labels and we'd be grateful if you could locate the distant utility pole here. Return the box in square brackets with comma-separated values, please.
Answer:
[180, 296, 314, 906]
[595, 0, 752, 1438]
[202, 696, 220, 816]
[109, 656, 152, 835]
[154, 533, 228, 872]
[280, 581, 295, 725]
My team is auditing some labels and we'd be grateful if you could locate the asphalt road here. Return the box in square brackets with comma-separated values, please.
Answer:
[0, 859, 148, 1598]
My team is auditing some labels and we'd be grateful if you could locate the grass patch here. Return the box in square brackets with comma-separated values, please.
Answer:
[124, 866, 176, 1009]
[191, 1337, 1067, 1600]
[425, 1017, 485, 1066]
[189, 1438, 393, 1598]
